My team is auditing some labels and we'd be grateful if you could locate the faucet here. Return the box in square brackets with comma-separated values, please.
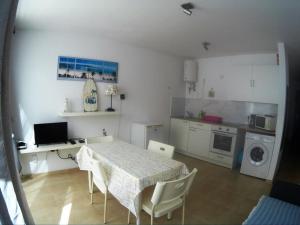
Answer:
[185, 111, 194, 118]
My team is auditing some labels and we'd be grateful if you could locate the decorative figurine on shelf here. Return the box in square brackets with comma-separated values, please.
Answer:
[105, 84, 118, 112]
[63, 98, 70, 112]
[83, 73, 98, 112]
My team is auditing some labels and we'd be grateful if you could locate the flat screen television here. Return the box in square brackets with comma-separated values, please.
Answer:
[34, 122, 68, 146]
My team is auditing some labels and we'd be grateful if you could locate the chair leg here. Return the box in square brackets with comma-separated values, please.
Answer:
[167, 211, 172, 220]
[90, 181, 94, 204]
[127, 209, 131, 224]
[104, 192, 107, 224]
[151, 213, 154, 225]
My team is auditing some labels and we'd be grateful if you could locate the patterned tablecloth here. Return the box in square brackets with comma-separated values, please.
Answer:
[76, 139, 189, 217]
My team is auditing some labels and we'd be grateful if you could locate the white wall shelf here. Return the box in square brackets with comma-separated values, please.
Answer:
[59, 111, 120, 117]
[19, 141, 83, 154]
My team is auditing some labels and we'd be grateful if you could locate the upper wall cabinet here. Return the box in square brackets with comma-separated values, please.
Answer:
[186, 58, 280, 104]
[251, 65, 280, 104]
[226, 65, 279, 104]
[201, 63, 230, 100]
[227, 65, 253, 102]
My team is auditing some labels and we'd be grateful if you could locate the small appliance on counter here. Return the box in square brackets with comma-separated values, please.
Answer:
[248, 114, 276, 131]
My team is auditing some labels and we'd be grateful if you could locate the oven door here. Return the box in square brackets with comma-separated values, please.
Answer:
[210, 131, 236, 157]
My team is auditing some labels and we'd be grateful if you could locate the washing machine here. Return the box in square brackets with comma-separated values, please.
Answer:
[240, 132, 275, 179]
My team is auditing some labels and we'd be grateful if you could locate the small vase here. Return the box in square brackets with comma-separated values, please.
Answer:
[64, 98, 70, 112]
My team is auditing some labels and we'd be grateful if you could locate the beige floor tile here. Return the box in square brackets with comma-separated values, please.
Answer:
[22, 153, 271, 225]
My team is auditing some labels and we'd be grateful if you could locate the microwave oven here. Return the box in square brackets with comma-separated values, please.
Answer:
[249, 114, 276, 131]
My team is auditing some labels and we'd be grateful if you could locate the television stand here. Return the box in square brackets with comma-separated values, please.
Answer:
[19, 140, 83, 154]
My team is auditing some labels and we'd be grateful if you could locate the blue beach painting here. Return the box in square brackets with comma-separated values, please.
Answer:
[57, 56, 118, 83]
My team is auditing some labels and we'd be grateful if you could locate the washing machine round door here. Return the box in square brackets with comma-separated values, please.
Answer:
[246, 143, 269, 166]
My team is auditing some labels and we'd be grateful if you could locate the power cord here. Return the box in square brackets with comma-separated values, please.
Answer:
[117, 97, 123, 137]
[56, 150, 77, 164]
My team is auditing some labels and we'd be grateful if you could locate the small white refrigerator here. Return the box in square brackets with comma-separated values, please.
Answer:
[131, 122, 163, 149]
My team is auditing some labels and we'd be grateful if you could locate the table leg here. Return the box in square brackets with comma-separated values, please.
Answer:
[136, 192, 142, 225]
[88, 170, 93, 193]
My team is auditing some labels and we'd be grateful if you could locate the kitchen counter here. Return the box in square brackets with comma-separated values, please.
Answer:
[171, 117, 276, 136]
[240, 125, 276, 136]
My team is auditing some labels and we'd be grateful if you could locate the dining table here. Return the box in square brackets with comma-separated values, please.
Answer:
[76, 139, 189, 225]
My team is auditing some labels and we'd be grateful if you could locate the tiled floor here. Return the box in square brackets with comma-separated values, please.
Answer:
[22, 153, 271, 224]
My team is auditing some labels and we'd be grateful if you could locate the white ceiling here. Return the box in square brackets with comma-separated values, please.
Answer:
[15, 0, 300, 58]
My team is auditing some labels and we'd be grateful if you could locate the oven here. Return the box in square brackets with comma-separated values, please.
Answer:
[210, 126, 237, 157]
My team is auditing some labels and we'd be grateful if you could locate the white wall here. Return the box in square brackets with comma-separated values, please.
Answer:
[11, 30, 185, 174]
[267, 43, 288, 180]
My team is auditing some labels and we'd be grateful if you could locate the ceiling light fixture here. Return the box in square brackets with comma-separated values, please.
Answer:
[202, 42, 211, 51]
[181, 2, 194, 16]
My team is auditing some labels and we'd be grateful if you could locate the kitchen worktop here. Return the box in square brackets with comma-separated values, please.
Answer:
[171, 117, 276, 136]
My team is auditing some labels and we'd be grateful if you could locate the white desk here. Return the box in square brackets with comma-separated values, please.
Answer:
[19, 140, 83, 154]
[77, 140, 188, 225]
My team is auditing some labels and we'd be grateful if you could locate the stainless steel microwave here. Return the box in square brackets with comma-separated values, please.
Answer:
[251, 114, 276, 131]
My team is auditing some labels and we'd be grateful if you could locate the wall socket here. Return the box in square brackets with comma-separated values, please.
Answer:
[120, 94, 125, 100]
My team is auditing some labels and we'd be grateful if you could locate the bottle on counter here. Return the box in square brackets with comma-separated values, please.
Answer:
[198, 110, 206, 120]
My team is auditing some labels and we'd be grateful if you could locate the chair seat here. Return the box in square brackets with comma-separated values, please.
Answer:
[142, 188, 183, 218]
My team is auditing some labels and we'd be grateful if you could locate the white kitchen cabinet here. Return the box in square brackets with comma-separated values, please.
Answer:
[226, 65, 279, 104]
[202, 64, 229, 100]
[169, 118, 189, 151]
[169, 118, 236, 168]
[252, 65, 280, 104]
[131, 122, 163, 149]
[187, 122, 211, 157]
[226, 65, 253, 102]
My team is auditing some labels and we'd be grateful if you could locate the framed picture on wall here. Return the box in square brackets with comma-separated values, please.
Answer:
[57, 56, 118, 83]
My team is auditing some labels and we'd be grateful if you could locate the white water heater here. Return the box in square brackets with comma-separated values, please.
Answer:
[184, 60, 198, 93]
[184, 60, 198, 82]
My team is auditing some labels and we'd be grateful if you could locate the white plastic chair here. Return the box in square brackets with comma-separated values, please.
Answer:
[147, 140, 175, 159]
[85, 135, 113, 199]
[85, 135, 114, 144]
[84, 136, 112, 224]
[128, 168, 197, 225]
[88, 154, 109, 224]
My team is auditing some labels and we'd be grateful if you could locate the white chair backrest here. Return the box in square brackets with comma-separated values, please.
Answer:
[89, 156, 108, 187]
[151, 168, 198, 207]
[85, 135, 114, 144]
[147, 140, 175, 159]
